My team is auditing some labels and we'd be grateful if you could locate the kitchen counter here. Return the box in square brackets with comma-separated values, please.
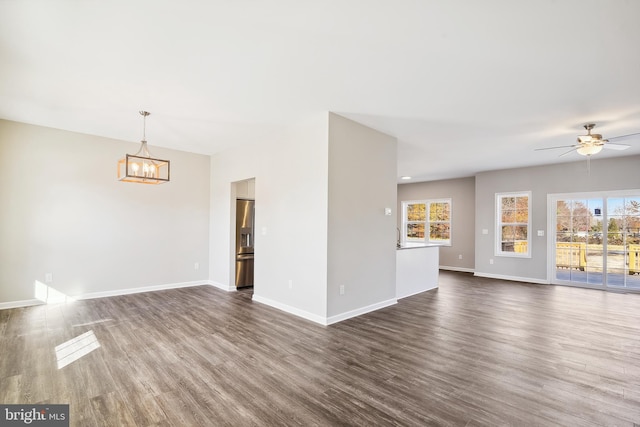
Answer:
[396, 243, 439, 299]
[397, 242, 442, 250]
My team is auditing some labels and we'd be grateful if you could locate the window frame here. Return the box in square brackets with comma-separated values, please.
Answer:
[495, 191, 531, 258]
[401, 198, 452, 246]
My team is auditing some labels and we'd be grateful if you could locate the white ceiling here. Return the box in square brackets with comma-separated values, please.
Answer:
[1, 0, 639, 182]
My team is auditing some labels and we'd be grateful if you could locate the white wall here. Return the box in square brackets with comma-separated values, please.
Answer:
[209, 114, 329, 322]
[327, 113, 397, 319]
[210, 113, 398, 324]
[475, 155, 640, 282]
[397, 177, 475, 272]
[0, 120, 211, 306]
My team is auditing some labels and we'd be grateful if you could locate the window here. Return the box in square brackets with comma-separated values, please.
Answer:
[496, 191, 531, 257]
[402, 199, 451, 245]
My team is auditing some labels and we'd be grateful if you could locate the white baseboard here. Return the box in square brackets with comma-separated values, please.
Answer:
[397, 286, 438, 300]
[326, 298, 397, 325]
[252, 294, 398, 326]
[206, 280, 236, 292]
[473, 272, 549, 285]
[252, 294, 328, 325]
[0, 279, 239, 311]
[75, 280, 210, 301]
[1, 281, 397, 326]
[0, 299, 45, 310]
[440, 265, 475, 273]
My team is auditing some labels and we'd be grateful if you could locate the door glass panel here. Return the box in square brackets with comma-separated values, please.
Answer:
[584, 199, 603, 285]
[628, 243, 640, 289]
[606, 202, 625, 287]
[556, 200, 572, 283]
[585, 232, 603, 285]
[555, 198, 602, 286]
[607, 196, 640, 289]
[627, 197, 640, 289]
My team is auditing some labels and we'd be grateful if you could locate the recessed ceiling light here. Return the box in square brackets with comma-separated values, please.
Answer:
[400, 176, 411, 180]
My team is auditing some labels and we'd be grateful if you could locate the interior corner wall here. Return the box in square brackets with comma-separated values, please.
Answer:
[0, 119, 211, 305]
[209, 114, 329, 321]
[475, 155, 640, 282]
[397, 176, 475, 271]
[326, 113, 398, 318]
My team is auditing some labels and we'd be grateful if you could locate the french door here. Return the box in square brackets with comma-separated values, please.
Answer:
[549, 191, 640, 290]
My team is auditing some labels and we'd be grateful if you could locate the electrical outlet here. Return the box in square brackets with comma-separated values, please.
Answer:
[458, 254, 463, 260]
[288, 280, 293, 289]
[45, 273, 53, 283]
[194, 262, 199, 270]
[339, 285, 345, 295]
[489, 259, 494, 265]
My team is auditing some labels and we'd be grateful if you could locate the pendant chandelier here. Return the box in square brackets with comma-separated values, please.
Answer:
[117, 111, 170, 184]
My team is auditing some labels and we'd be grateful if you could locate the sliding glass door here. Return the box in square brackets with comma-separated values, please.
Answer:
[550, 192, 640, 290]
[605, 197, 640, 289]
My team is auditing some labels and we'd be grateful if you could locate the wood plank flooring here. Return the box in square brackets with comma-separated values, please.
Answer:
[2, 271, 640, 426]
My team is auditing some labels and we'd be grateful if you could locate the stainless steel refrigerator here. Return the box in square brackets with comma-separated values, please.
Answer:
[235, 199, 255, 288]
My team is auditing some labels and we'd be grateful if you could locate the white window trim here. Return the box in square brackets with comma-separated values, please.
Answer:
[401, 198, 452, 246]
[495, 191, 531, 258]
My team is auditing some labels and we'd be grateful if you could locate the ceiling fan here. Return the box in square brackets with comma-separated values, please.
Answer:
[535, 123, 640, 157]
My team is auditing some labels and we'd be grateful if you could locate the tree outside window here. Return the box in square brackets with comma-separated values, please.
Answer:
[556, 199, 603, 245]
[402, 199, 451, 245]
[496, 192, 531, 257]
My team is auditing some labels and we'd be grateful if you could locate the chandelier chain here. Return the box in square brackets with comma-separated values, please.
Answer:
[140, 111, 150, 141]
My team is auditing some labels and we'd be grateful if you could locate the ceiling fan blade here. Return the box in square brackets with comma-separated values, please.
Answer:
[607, 132, 640, 141]
[558, 147, 577, 157]
[603, 143, 631, 151]
[535, 144, 577, 151]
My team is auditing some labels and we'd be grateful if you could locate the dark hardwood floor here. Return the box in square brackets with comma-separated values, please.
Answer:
[1, 271, 640, 426]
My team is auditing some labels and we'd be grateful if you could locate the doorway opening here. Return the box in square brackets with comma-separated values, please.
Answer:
[232, 178, 255, 290]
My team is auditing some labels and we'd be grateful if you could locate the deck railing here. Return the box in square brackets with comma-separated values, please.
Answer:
[514, 241, 640, 274]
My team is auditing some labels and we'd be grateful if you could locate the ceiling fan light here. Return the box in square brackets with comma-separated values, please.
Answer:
[577, 135, 592, 143]
[576, 144, 603, 156]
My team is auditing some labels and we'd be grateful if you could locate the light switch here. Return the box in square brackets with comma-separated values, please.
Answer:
[537, 230, 544, 237]
[384, 208, 392, 216]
